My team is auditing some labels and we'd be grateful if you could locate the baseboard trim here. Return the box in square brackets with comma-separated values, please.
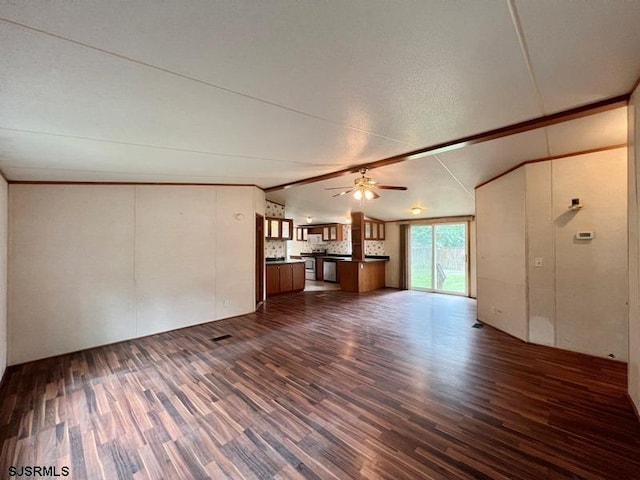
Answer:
[629, 393, 640, 423]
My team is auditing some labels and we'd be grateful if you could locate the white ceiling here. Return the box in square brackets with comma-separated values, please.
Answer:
[0, 1, 638, 223]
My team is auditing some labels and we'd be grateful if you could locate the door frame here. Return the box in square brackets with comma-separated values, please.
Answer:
[256, 214, 265, 305]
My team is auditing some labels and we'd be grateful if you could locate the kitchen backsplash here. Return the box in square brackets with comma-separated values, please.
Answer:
[266, 240, 286, 258]
[365, 241, 385, 255]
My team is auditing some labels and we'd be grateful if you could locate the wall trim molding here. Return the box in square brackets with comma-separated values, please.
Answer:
[8, 181, 261, 188]
[389, 214, 475, 224]
[475, 144, 627, 190]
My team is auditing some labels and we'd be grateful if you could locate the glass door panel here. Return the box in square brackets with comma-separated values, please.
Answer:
[410, 225, 433, 289]
[410, 222, 467, 295]
[435, 223, 466, 294]
[270, 219, 280, 238]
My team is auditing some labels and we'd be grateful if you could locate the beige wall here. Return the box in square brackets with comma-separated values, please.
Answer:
[469, 220, 477, 298]
[385, 222, 400, 288]
[477, 148, 628, 360]
[525, 162, 555, 346]
[629, 87, 640, 414]
[0, 178, 7, 380]
[8, 184, 259, 365]
[476, 168, 528, 340]
[552, 150, 627, 359]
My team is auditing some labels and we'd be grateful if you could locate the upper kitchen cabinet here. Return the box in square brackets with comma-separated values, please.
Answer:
[322, 224, 343, 242]
[296, 224, 343, 242]
[364, 220, 385, 240]
[295, 227, 308, 241]
[265, 217, 293, 240]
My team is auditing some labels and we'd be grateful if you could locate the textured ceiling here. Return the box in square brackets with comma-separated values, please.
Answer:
[0, 1, 638, 222]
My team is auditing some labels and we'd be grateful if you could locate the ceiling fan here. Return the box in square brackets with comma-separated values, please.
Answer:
[325, 167, 408, 200]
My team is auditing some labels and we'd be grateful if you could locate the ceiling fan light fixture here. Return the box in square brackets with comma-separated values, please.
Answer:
[306, 216, 313, 223]
[364, 189, 374, 200]
[353, 189, 363, 200]
[411, 206, 423, 215]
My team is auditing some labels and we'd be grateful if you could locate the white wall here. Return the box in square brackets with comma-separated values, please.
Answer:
[476, 168, 528, 340]
[526, 162, 555, 345]
[8, 184, 258, 365]
[134, 187, 217, 337]
[0, 178, 7, 380]
[629, 86, 640, 414]
[477, 149, 628, 360]
[552, 150, 627, 359]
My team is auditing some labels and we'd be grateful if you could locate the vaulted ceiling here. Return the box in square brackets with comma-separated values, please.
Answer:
[1, 1, 639, 224]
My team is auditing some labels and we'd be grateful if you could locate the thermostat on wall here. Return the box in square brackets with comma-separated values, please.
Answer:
[575, 231, 594, 240]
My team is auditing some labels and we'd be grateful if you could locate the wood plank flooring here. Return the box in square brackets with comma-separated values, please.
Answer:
[1, 289, 639, 479]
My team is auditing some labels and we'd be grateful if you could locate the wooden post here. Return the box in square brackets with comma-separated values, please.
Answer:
[351, 212, 365, 261]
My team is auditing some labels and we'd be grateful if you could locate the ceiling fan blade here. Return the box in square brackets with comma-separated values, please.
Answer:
[376, 185, 408, 190]
[332, 190, 353, 197]
[325, 186, 352, 190]
[371, 191, 380, 199]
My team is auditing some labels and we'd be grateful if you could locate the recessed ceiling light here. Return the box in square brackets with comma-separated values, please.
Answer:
[411, 206, 422, 215]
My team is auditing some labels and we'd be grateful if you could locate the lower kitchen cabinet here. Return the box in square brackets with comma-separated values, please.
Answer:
[266, 262, 305, 297]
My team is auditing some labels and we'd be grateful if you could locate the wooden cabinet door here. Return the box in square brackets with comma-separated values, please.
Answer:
[292, 263, 305, 290]
[302, 228, 308, 241]
[364, 221, 371, 239]
[322, 227, 330, 241]
[279, 264, 293, 292]
[269, 219, 280, 238]
[316, 258, 324, 281]
[266, 265, 280, 296]
[281, 220, 293, 240]
[379, 223, 385, 240]
[329, 226, 337, 240]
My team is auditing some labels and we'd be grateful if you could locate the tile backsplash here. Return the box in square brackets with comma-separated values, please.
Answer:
[364, 241, 386, 255]
[266, 240, 286, 258]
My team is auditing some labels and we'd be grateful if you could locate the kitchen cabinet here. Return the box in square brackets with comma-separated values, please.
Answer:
[266, 262, 305, 297]
[295, 227, 308, 241]
[337, 260, 386, 293]
[265, 217, 293, 240]
[321, 224, 343, 242]
[364, 220, 385, 240]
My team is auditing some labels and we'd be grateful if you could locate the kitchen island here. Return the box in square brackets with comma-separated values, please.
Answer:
[336, 258, 388, 293]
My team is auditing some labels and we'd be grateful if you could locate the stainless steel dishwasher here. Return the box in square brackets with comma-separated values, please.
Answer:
[323, 260, 337, 282]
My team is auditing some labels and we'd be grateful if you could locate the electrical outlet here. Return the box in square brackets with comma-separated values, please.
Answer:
[491, 306, 496, 314]
[223, 299, 230, 307]
[534, 257, 543, 267]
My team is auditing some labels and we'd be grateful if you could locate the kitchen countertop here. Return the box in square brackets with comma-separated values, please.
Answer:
[319, 256, 389, 262]
[265, 258, 305, 265]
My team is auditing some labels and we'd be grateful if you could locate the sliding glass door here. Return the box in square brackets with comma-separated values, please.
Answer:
[410, 222, 467, 295]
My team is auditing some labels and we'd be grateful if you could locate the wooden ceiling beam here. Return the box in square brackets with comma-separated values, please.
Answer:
[264, 93, 629, 192]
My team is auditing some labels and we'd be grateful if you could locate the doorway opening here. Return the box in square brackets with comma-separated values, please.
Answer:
[256, 214, 264, 305]
[410, 222, 468, 295]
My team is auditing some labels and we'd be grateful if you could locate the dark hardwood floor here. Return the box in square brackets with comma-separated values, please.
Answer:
[1, 289, 639, 479]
